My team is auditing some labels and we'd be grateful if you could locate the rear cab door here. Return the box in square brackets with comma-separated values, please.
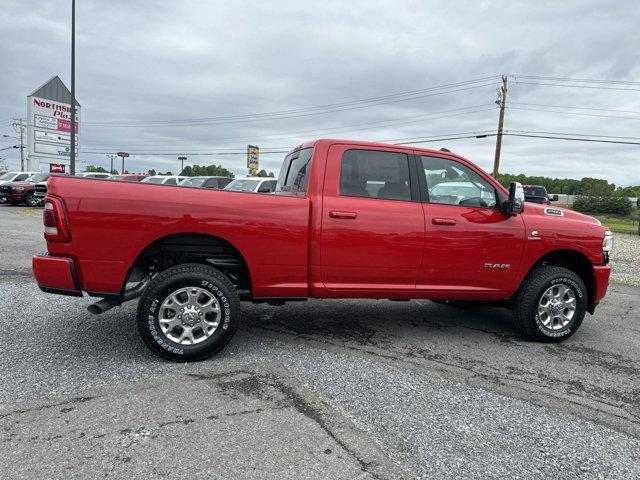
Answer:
[319, 143, 424, 293]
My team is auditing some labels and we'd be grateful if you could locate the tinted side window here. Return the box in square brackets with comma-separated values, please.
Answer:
[421, 156, 497, 209]
[218, 178, 232, 188]
[204, 179, 218, 189]
[340, 150, 411, 201]
[164, 178, 177, 185]
[15, 174, 29, 181]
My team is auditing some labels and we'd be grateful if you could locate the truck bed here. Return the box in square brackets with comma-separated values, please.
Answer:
[45, 176, 311, 297]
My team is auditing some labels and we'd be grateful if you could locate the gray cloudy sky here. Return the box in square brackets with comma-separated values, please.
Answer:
[1, 0, 639, 185]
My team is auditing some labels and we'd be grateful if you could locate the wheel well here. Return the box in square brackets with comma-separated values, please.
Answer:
[528, 249, 596, 313]
[125, 233, 251, 295]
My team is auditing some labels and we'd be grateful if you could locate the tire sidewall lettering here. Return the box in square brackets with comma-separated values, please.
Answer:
[145, 276, 233, 354]
[534, 277, 584, 338]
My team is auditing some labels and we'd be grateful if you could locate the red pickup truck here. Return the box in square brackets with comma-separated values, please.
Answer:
[33, 139, 612, 361]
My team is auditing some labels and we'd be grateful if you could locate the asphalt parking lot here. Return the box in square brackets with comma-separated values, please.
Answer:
[1, 205, 639, 479]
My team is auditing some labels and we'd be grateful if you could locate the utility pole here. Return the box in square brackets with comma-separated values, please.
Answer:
[12, 119, 26, 170]
[178, 156, 187, 175]
[69, 0, 76, 175]
[492, 75, 508, 178]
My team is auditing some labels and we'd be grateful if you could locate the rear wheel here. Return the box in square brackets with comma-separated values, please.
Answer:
[513, 266, 587, 342]
[137, 263, 241, 361]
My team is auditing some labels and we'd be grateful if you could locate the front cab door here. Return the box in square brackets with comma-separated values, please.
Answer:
[417, 154, 526, 296]
[320, 145, 424, 292]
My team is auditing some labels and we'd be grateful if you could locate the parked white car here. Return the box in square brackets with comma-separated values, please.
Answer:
[224, 177, 277, 193]
[0, 171, 39, 185]
[141, 175, 187, 186]
[76, 172, 112, 179]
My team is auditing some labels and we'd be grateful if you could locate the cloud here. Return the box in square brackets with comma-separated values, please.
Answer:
[0, 0, 638, 186]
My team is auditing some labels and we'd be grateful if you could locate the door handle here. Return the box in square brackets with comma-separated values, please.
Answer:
[432, 217, 456, 225]
[329, 211, 357, 219]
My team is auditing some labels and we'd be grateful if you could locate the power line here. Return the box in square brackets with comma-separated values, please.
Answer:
[391, 129, 640, 146]
[506, 106, 640, 121]
[511, 81, 640, 92]
[82, 104, 496, 148]
[84, 80, 499, 128]
[510, 75, 640, 86]
[503, 132, 640, 146]
[511, 130, 640, 141]
[82, 149, 290, 155]
[508, 102, 640, 115]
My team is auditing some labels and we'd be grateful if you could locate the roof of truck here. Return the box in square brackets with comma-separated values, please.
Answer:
[294, 139, 454, 157]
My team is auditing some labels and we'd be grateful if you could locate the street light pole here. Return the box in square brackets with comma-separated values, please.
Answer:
[106, 154, 116, 173]
[178, 156, 187, 175]
[69, 0, 76, 175]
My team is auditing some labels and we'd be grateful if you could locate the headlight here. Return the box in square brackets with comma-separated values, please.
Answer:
[602, 230, 614, 253]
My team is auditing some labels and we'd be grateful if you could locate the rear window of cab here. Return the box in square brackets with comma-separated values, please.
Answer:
[277, 148, 314, 193]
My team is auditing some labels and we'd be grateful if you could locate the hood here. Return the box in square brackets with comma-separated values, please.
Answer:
[523, 203, 602, 226]
[2, 181, 33, 188]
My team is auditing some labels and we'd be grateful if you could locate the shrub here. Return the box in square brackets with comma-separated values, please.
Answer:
[573, 196, 632, 216]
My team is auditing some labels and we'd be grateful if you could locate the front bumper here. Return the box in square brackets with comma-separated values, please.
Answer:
[592, 265, 611, 304]
[32, 254, 83, 297]
[0, 193, 26, 203]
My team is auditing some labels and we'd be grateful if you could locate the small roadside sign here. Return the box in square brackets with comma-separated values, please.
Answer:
[247, 145, 259, 173]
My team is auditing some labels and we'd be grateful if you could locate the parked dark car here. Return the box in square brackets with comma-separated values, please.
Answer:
[0, 172, 50, 206]
[178, 176, 233, 189]
[523, 185, 558, 205]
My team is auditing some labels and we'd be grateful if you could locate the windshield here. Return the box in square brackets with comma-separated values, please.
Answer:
[142, 177, 164, 184]
[25, 173, 50, 183]
[179, 178, 207, 187]
[0, 172, 17, 181]
[524, 186, 546, 197]
[225, 179, 260, 192]
[277, 147, 314, 192]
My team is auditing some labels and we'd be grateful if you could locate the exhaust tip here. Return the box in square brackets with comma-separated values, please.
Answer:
[87, 304, 103, 315]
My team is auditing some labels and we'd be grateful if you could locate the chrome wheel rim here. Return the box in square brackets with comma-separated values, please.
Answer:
[538, 284, 576, 330]
[159, 287, 220, 345]
[27, 195, 38, 206]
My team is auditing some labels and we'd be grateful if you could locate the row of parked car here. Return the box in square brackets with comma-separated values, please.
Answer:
[0, 170, 278, 207]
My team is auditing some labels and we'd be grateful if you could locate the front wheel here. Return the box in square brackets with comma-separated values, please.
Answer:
[513, 266, 587, 342]
[137, 263, 241, 361]
[25, 192, 40, 207]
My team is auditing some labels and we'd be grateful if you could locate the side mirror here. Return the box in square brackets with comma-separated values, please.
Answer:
[501, 182, 525, 215]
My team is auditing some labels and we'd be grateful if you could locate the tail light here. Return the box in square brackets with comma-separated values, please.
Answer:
[43, 196, 71, 242]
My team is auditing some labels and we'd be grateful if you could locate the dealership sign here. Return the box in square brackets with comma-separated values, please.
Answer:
[27, 76, 80, 167]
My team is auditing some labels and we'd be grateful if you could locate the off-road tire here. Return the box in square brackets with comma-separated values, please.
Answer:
[137, 263, 241, 361]
[513, 266, 587, 342]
